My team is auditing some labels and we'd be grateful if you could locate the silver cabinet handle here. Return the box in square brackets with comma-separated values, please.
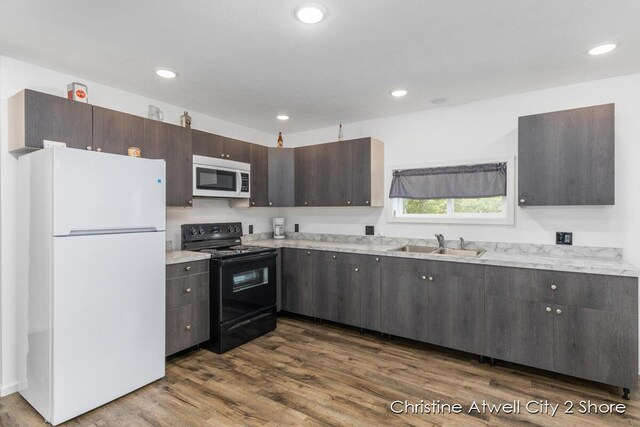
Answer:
[226, 154, 230, 158]
[422, 275, 427, 280]
[375, 257, 380, 262]
[551, 284, 557, 290]
[365, 201, 369, 205]
[186, 325, 191, 330]
[269, 202, 273, 206]
[188, 200, 193, 205]
[306, 251, 311, 255]
[304, 201, 308, 205]
[519, 198, 525, 204]
[186, 288, 192, 293]
[428, 276, 434, 281]
[96, 147, 102, 152]
[347, 201, 351, 205]
[251, 201, 256, 206]
[220, 153, 225, 157]
[185, 266, 191, 271]
[86, 146, 93, 150]
[354, 268, 359, 272]
[556, 309, 562, 315]
[546, 307, 552, 312]
[332, 255, 336, 259]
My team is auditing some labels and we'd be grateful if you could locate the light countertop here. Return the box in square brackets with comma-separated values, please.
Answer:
[166, 250, 211, 265]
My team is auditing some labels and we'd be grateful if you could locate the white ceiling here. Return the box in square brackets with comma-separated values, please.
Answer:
[1, 0, 640, 133]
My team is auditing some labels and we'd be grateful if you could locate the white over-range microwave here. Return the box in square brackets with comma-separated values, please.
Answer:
[192, 155, 250, 199]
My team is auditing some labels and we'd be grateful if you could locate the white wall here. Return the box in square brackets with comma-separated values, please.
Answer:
[0, 56, 276, 395]
[282, 73, 640, 269]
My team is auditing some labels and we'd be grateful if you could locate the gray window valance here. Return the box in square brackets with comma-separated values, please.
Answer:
[389, 162, 507, 199]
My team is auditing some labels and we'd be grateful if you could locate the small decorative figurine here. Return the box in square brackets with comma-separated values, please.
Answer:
[180, 111, 192, 128]
[277, 132, 284, 148]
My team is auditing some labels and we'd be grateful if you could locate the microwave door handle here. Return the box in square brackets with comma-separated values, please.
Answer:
[237, 171, 242, 196]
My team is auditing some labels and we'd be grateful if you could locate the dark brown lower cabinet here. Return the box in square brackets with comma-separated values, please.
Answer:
[427, 266, 484, 355]
[360, 256, 382, 331]
[553, 305, 637, 389]
[165, 260, 209, 356]
[485, 296, 555, 371]
[312, 256, 360, 327]
[281, 248, 314, 316]
[381, 266, 429, 342]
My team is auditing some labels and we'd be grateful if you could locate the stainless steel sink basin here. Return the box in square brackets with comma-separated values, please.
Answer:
[388, 245, 439, 253]
[431, 248, 485, 257]
[387, 245, 485, 258]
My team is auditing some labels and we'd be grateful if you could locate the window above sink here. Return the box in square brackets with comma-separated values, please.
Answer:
[388, 156, 515, 225]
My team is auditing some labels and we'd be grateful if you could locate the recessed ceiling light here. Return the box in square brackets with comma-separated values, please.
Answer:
[390, 89, 408, 97]
[588, 43, 617, 56]
[277, 115, 290, 121]
[155, 68, 178, 79]
[295, 4, 326, 24]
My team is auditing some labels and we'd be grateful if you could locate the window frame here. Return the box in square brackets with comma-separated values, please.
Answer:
[387, 156, 515, 225]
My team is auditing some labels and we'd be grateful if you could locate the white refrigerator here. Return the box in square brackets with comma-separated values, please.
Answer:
[17, 147, 166, 426]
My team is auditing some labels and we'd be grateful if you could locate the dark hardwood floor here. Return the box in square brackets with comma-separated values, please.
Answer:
[1, 315, 639, 426]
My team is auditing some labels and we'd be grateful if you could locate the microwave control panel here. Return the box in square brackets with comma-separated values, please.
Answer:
[241, 173, 249, 192]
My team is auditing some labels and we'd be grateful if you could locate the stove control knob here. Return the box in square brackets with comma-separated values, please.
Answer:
[235, 226, 240, 232]
[190, 227, 198, 236]
[228, 226, 234, 233]
[198, 227, 205, 235]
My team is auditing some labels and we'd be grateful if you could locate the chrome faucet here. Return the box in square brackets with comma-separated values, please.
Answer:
[435, 234, 445, 249]
[460, 237, 465, 250]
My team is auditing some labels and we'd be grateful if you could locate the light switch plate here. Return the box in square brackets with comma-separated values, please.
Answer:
[556, 232, 573, 245]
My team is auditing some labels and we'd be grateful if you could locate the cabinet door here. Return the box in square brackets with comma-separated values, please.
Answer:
[192, 129, 223, 157]
[313, 259, 361, 327]
[144, 120, 192, 207]
[249, 144, 269, 207]
[267, 148, 295, 207]
[518, 104, 614, 206]
[381, 267, 429, 342]
[428, 271, 484, 354]
[23, 89, 93, 150]
[349, 138, 372, 206]
[92, 106, 144, 155]
[223, 137, 251, 163]
[281, 249, 313, 316]
[485, 296, 554, 371]
[553, 305, 637, 388]
[166, 305, 192, 356]
[360, 255, 382, 331]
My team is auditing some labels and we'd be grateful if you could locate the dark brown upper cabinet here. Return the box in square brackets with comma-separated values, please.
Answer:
[92, 106, 145, 155]
[249, 143, 269, 207]
[267, 148, 295, 207]
[518, 104, 614, 206]
[9, 89, 93, 154]
[144, 119, 192, 207]
[192, 130, 250, 162]
[295, 137, 384, 207]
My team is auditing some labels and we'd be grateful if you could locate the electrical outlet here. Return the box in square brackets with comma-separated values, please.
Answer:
[365, 225, 375, 235]
[294, 224, 299, 232]
[248, 225, 253, 234]
[556, 232, 572, 245]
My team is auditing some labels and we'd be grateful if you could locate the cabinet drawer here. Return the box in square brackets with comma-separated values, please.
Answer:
[166, 259, 209, 279]
[485, 266, 555, 302]
[315, 251, 353, 264]
[166, 300, 210, 356]
[554, 273, 637, 314]
[166, 272, 209, 309]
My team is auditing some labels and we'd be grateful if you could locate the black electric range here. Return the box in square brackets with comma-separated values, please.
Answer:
[181, 222, 277, 353]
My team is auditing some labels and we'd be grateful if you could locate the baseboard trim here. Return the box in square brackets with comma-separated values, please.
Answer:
[1, 382, 19, 397]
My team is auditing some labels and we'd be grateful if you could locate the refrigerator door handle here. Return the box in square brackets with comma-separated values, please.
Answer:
[67, 227, 158, 236]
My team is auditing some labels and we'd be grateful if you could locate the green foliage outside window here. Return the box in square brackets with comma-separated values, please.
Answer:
[402, 196, 503, 214]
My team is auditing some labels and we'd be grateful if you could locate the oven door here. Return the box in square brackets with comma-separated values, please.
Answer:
[219, 252, 277, 323]
[193, 164, 241, 198]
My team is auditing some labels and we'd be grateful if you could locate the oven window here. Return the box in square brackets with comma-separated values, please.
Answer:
[233, 267, 268, 292]
[196, 167, 236, 192]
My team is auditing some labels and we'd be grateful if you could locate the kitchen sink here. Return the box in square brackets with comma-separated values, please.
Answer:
[389, 245, 440, 253]
[387, 245, 485, 258]
[431, 248, 485, 257]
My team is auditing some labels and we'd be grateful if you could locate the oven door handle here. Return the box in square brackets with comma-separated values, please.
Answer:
[219, 251, 277, 266]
